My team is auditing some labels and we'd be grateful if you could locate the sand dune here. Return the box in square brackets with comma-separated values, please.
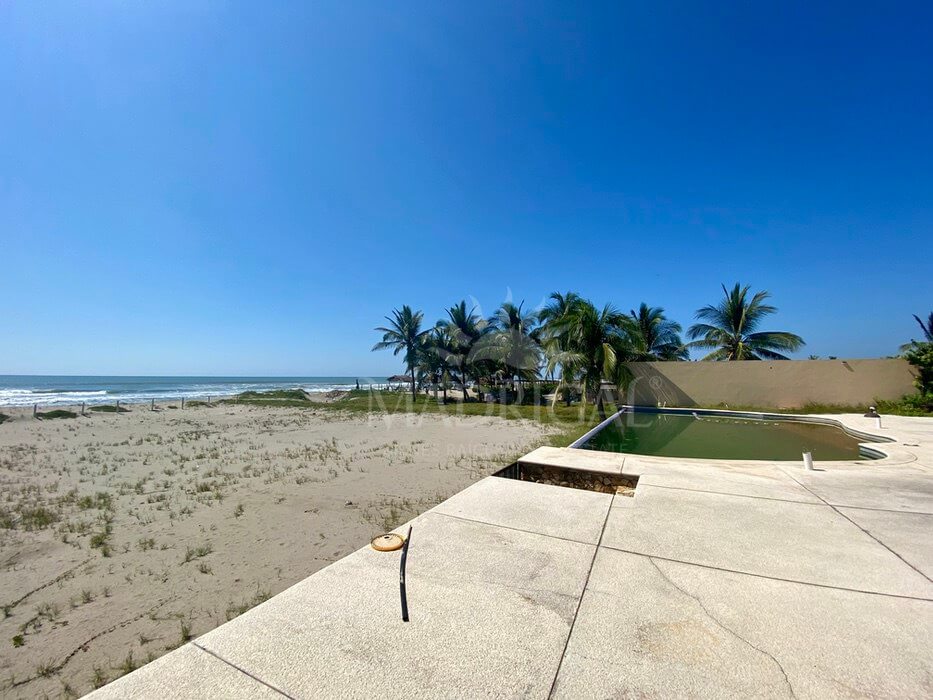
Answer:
[0, 403, 552, 698]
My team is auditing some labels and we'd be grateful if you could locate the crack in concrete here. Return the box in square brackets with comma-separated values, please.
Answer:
[780, 467, 933, 585]
[546, 493, 615, 699]
[602, 545, 933, 602]
[639, 481, 824, 506]
[193, 643, 296, 698]
[647, 557, 797, 699]
[432, 509, 595, 546]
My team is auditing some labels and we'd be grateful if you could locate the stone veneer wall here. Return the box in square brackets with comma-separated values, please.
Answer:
[620, 358, 915, 409]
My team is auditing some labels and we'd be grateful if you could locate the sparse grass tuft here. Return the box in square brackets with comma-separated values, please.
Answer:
[91, 665, 107, 688]
[117, 651, 137, 676]
[179, 620, 193, 644]
[36, 660, 56, 677]
[36, 602, 60, 620]
[78, 492, 114, 511]
[18, 506, 59, 531]
[90, 521, 113, 557]
[182, 543, 213, 563]
[225, 588, 271, 621]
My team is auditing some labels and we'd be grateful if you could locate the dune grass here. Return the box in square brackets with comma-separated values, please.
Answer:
[89, 405, 130, 413]
[36, 409, 78, 420]
[236, 389, 309, 401]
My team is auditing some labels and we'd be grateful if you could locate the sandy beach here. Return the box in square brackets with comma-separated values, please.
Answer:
[0, 402, 554, 698]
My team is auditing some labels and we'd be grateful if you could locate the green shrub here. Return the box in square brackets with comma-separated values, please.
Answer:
[878, 394, 933, 416]
[89, 405, 129, 413]
[89, 523, 113, 556]
[36, 410, 77, 420]
[236, 389, 309, 401]
[903, 341, 933, 395]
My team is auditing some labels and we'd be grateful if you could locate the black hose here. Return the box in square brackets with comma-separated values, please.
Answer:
[400, 525, 412, 622]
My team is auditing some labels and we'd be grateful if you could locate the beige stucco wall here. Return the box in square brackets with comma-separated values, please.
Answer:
[622, 358, 916, 409]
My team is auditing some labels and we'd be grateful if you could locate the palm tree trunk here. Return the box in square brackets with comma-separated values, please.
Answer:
[460, 364, 469, 401]
[409, 362, 416, 402]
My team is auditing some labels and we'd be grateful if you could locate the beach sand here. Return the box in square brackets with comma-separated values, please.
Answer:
[0, 402, 553, 697]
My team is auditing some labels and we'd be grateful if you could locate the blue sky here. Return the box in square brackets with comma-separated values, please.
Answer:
[1, 1, 931, 375]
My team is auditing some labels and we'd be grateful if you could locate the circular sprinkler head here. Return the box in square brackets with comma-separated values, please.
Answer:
[371, 533, 405, 552]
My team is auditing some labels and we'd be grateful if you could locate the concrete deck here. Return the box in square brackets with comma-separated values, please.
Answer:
[90, 414, 933, 698]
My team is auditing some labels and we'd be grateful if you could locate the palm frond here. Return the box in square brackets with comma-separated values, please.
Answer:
[690, 284, 803, 360]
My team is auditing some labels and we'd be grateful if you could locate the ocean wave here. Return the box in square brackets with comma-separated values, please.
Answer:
[0, 380, 372, 407]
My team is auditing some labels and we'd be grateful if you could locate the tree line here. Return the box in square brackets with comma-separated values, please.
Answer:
[373, 283, 805, 411]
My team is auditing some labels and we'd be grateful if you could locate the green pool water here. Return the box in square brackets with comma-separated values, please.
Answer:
[581, 412, 872, 461]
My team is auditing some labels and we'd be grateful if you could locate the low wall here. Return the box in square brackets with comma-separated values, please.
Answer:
[622, 359, 915, 409]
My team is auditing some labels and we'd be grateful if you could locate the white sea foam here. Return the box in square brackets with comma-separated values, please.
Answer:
[0, 379, 379, 408]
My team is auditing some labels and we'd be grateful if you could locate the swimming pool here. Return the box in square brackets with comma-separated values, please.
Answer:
[577, 408, 882, 461]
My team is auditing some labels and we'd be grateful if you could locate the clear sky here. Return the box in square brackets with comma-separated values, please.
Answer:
[2, 2, 931, 376]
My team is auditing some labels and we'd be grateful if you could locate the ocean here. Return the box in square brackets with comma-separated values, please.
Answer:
[0, 376, 388, 408]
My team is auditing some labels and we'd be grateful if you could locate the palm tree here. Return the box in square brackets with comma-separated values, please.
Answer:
[440, 301, 489, 400]
[628, 303, 687, 361]
[475, 301, 542, 401]
[546, 298, 634, 417]
[915, 313, 933, 341]
[900, 312, 933, 351]
[372, 306, 428, 400]
[687, 284, 804, 360]
[418, 325, 455, 402]
[538, 291, 583, 390]
[538, 291, 583, 328]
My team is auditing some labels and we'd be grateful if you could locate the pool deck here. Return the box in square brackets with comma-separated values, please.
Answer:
[90, 414, 933, 698]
